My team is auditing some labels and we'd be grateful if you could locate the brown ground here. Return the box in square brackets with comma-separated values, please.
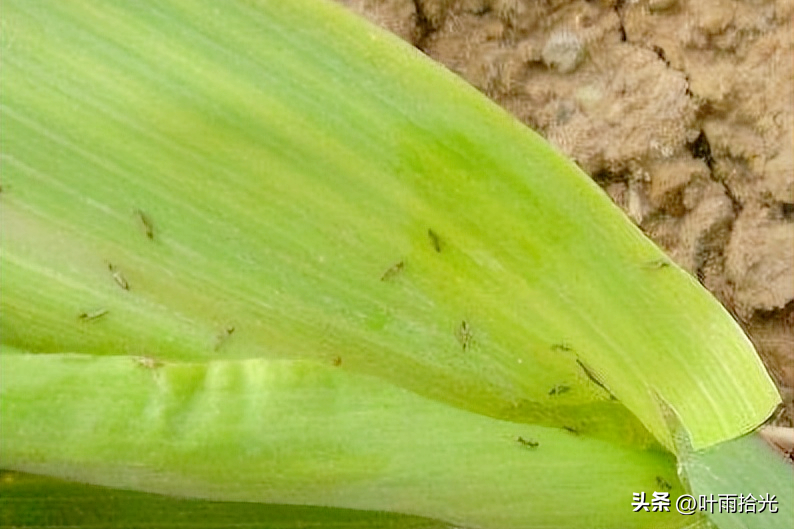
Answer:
[338, 0, 794, 426]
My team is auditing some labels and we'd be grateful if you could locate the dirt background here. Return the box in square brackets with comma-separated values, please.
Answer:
[338, 0, 794, 426]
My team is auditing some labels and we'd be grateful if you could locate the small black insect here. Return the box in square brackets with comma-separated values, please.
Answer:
[380, 261, 405, 281]
[643, 258, 671, 270]
[655, 476, 672, 490]
[78, 308, 108, 321]
[427, 229, 442, 253]
[456, 320, 472, 350]
[134, 209, 154, 240]
[107, 262, 129, 290]
[548, 384, 571, 396]
[551, 343, 573, 352]
[214, 325, 235, 350]
[332, 356, 342, 367]
[576, 358, 617, 400]
[516, 436, 539, 448]
[562, 426, 579, 435]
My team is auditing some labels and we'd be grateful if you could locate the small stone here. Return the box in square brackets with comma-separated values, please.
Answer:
[542, 31, 584, 74]
[649, 0, 678, 13]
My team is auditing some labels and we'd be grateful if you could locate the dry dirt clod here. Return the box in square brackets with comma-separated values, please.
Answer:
[542, 30, 585, 73]
[726, 205, 794, 317]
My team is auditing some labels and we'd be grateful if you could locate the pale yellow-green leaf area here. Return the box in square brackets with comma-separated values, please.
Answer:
[0, 350, 687, 529]
[0, 0, 778, 459]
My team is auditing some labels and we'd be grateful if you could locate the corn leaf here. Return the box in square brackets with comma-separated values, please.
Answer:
[0, 0, 785, 527]
[0, 470, 454, 529]
[0, 0, 777, 451]
[1, 349, 689, 529]
[673, 422, 793, 529]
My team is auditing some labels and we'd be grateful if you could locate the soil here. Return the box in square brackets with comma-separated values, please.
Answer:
[338, 0, 794, 426]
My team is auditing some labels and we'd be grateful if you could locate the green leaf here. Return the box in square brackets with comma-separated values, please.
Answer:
[0, 469, 454, 529]
[0, 0, 777, 453]
[0, 0, 785, 527]
[676, 430, 793, 529]
[1, 349, 687, 529]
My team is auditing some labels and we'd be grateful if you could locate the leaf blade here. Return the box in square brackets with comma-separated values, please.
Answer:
[0, 349, 687, 529]
[0, 0, 778, 455]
